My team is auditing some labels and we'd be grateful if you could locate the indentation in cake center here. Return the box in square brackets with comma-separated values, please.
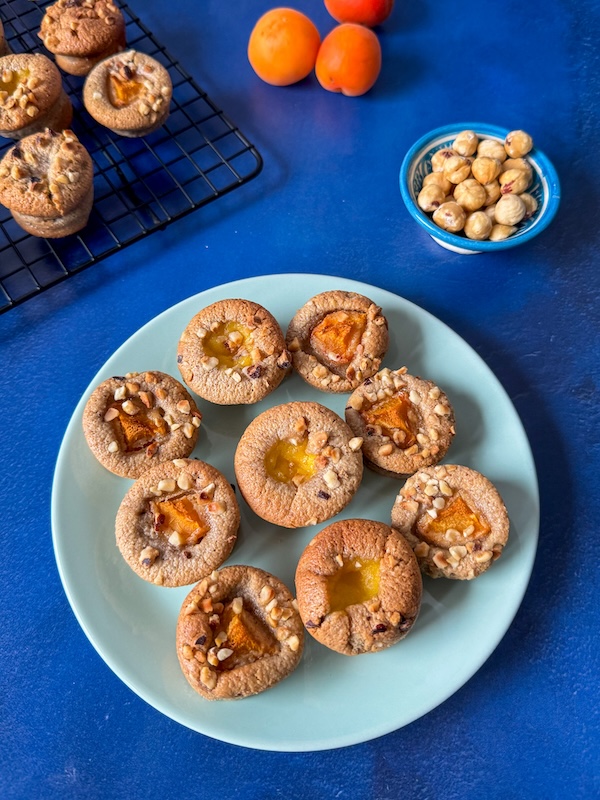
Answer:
[327, 558, 380, 612]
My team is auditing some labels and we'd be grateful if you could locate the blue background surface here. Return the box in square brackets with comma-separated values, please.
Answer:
[1, 0, 598, 798]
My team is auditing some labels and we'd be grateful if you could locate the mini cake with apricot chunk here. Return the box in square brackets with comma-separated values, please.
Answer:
[115, 459, 239, 587]
[38, 0, 126, 77]
[0, 53, 72, 139]
[286, 290, 389, 393]
[83, 50, 172, 137]
[82, 370, 201, 478]
[176, 565, 304, 699]
[177, 298, 291, 405]
[295, 519, 422, 655]
[234, 401, 363, 528]
[345, 367, 456, 477]
[391, 464, 509, 580]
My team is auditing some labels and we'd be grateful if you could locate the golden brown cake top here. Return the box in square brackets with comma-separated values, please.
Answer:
[0, 128, 93, 217]
[0, 53, 62, 132]
[83, 50, 172, 133]
[39, 0, 125, 58]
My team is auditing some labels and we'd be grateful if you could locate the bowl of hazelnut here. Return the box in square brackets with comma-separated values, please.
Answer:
[399, 123, 561, 254]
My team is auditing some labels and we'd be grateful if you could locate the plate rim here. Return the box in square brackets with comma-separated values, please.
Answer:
[51, 273, 539, 751]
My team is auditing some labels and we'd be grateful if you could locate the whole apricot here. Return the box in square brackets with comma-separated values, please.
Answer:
[248, 8, 321, 86]
[324, 0, 394, 27]
[315, 23, 382, 96]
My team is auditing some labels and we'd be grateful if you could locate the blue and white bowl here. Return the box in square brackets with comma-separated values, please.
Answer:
[399, 122, 561, 254]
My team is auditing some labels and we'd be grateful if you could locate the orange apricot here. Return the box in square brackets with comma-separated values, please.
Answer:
[315, 23, 382, 96]
[248, 8, 321, 86]
[324, 0, 394, 27]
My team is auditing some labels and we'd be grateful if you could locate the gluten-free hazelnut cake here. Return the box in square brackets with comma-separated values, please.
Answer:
[345, 367, 456, 477]
[234, 401, 363, 528]
[176, 565, 304, 699]
[83, 49, 172, 137]
[295, 518, 422, 656]
[115, 459, 240, 587]
[286, 290, 389, 393]
[391, 464, 509, 580]
[82, 370, 201, 478]
[177, 299, 291, 405]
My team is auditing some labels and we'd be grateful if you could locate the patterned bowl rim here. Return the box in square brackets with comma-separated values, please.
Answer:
[399, 122, 561, 252]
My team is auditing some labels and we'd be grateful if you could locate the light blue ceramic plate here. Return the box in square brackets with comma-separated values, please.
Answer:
[51, 274, 539, 751]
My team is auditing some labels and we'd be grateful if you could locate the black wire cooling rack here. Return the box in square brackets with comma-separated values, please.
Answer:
[0, 0, 263, 314]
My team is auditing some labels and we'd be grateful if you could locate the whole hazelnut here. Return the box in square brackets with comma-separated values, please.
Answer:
[431, 148, 456, 172]
[464, 211, 492, 240]
[471, 156, 502, 185]
[489, 223, 518, 241]
[432, 201, 466, 232]
[484, 204, 497, 221]
[443, 154, 472, 184]
[423, 171, 452, 194]
[452, 130, 479, 157]
[477, 139, 507, 163]
[501, 157, 533, 179]
[454, 178, 486, 211]
[504, 130, 533, 158]
[494, 193, 526, 226]
[483, 179, 501, 206]
[418, 183, 446, 212]
[519, 192, 538, 220]
[499, 168, 531, 195]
